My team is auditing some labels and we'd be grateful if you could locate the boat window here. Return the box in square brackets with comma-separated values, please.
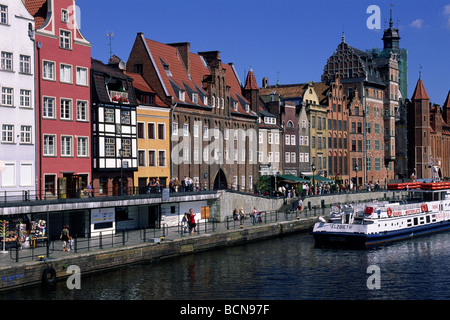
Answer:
[414, 218, 418, 226]
[426, 215, 431, 223]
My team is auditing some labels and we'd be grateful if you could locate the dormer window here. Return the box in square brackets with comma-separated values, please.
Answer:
[233, 102, 238, 111]
[61, 9, 69, 23]
[192, 93, 198, 104]
[203, 96, 208, 105]
[178, 91, 185, 102]
[162, 61, 172, 76]
[245, 104, 249, 112]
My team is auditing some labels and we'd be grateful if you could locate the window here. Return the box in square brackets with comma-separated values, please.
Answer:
[268, 133, 273, 144]
[192, 93, 198, 104]
[183, 124, 189, 136]
[172, 122, 178, 136]
[104, 108, 114, 123]
[121, 139, 131, 157]
[20, 90, 31, 107]
[60, 99, 72, 120]
[375, 158, 381, 171]
[1, 52, 12, 71]
[203, 147, 209, 162]
[76, 101, 88, 121]
[20, 126, 32, 144]
[20, 55, 31, 74]
[178, 91, 185, 102]
[1, 87, 13, 106]
[61, 9, 69, 23]
[76, 67, 88, 86]
[291, 135, 296, 145]
[105, 138, 115, 157]
[61, 136, 73, 156]
[77, 137, 88, 157]
[120, 110, 130, 124]
[137, 123, 145, 139]
[138, 150, 145, 167]
[43, 61, 55, 80]
[285, 135, 290, 145]
[203, 126, 209, 139]
[60, 30, 71, 49]
[43, 97, 55, 118]
[291, 152, 296, 163]
[304, 136, 309, 146]
[285, 152, 290, 163]
[148, 123, 155, 139]
[259, 132, 263, 144]
[158, 150, 166, 167]
[1, 163, 15, 187]
[1, 124, 13, 143]
[193, 124, 199, 138]
[148, 150, 156, 166]
[0, 5, 7, 24]
[43, 135, 56, 156]
[158, 123, 165, 140]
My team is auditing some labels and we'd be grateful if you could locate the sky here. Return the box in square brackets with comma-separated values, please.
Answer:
[76, 0, 450, 105]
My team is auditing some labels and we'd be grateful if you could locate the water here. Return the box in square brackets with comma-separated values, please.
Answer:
[2, 231, 450, 300]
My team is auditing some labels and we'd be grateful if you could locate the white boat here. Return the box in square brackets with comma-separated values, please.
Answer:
[312, 182, 450, 247]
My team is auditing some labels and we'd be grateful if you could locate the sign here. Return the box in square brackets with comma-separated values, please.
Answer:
[162, 188, 170, 201]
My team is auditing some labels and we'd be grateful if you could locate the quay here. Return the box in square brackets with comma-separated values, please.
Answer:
[0, 189, 407, 292]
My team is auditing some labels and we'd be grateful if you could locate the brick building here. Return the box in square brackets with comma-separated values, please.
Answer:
[126, 33, 258, 192]
[407, 78, 450, 180]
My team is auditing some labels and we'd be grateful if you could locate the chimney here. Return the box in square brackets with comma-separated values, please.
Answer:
[169, 42, 191, 75]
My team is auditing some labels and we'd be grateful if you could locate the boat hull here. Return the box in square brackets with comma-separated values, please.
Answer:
[313, 220, 450, 248]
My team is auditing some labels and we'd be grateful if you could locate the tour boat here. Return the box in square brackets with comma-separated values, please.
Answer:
[313, 182, 450, 247]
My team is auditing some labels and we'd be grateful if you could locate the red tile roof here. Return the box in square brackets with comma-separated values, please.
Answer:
[412, 78, 430, 100]
[244, 68, 259, 90]
[24, 0, 47, 29]
[125, 71, 169, 108]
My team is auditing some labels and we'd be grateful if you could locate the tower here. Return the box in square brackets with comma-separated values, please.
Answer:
[411, 78, 431, 179]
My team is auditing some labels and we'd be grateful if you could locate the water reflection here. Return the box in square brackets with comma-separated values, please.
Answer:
[2, 232, 450, 300]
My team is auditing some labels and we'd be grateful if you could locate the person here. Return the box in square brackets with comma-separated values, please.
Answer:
[60, 225, 70, 252]
[87, 182, 93, 197]
[233, 208, 239, 221]
[182, 212, 190, 233]
[252, 207, 258, 224]
[298, 198, 303, 211]
[68, 236, 74, 252]
[239, 208, 246, 220]
[188, 209, 196, 234]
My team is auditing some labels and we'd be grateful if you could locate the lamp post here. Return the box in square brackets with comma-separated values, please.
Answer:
[355, 165, 359, 192]
[312, 164, 316, 195]
[119, 148, 123, 196]
[217, 150, 222, 190]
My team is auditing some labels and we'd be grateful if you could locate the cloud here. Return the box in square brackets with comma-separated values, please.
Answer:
[444, 4, 450, 28]
[410, 19, 425, 29]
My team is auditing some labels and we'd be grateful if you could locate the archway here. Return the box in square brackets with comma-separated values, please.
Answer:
[214, 169, 228, 190]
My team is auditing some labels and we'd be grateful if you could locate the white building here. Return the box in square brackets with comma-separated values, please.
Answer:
[0, 0, 36, 200]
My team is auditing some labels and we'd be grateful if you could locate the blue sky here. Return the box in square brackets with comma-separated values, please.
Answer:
[77, 0, 450, 105]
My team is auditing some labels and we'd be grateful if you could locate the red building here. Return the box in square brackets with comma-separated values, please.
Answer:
[26, 0, 91, 198]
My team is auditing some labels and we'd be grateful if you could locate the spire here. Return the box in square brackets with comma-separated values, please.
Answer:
[443, 90, 450, 110]
[341, 31, 345, 43]
[244, 67, 259, 90]
[412, 78, 430, 101]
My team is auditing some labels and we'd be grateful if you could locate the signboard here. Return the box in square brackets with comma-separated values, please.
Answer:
[91, 207, 115, 236]
[162, 188, 170, 201]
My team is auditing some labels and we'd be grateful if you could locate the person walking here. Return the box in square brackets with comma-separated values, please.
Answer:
[188, 209, 196, 234]
[60, 225, 70, 252]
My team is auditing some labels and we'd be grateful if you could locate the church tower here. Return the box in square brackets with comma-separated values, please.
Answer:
[243, 68, 260, 113]
[382, 9, 401, 51]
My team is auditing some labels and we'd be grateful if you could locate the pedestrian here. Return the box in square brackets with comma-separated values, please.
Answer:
[233, 208, 239, 220]
[68, 236, 74, 252]
[188, 209, 196, 234]
[252, 207, 258, 224]
[239, 208, 246, 220]
[60, 225, 70, 252]
[87, 182, 93, 197]
[182, 212, 190, 233]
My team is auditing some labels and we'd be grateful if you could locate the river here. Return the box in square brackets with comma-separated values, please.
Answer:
[2, 230, 450, 301]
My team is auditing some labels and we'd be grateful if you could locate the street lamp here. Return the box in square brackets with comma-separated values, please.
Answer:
[217, 150, 222, 190]
[312, 164, 316, 195]
[119, 148, 123, 196]
[355, 165, 359, 192]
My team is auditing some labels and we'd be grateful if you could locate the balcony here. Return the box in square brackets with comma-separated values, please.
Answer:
[109, 90, 129, 104]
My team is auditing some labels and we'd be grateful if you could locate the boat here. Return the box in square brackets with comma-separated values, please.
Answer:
[313, 182, 450, 247]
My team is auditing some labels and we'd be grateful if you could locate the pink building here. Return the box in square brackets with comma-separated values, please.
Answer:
[26, 0, 91, 198]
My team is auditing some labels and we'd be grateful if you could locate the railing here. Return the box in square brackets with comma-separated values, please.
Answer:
[109, 90, 129, 104]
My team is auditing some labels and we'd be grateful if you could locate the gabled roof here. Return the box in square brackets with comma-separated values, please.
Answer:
[125, 72, 169, 108]
[412, 78, 430, 100]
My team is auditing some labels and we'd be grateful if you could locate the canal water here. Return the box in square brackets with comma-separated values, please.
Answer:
[2, 231, 450, 300]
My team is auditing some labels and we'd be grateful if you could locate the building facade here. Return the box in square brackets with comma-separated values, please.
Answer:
[91, 58, 138, 196]
[26, 0, 92, 198]
[126, 71, 171, 193]
[126, 34, 258, 192]
[0, 0, 36, 198]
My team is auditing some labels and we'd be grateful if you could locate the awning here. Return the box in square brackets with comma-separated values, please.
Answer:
[277, 174, 309, 183]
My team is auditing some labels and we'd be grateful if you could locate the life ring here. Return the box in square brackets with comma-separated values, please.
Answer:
[421, 204, 428, 212]
[42, 267, 56, 285]
[387, 208, 393, 217]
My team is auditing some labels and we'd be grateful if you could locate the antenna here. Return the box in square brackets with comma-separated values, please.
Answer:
[106, 31, 114, 59]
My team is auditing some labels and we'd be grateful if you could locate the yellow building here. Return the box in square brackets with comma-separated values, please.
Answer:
[126, 72, 171, 193]
[304, 82, 329, 178]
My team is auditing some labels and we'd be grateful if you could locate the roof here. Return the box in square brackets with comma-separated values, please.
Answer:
[125, 72, 169, 108]
[244, 68, 259, 90]
[443, 90, 450, 110]
[24, 0, 47, 29]
[412, 78, 430, 100]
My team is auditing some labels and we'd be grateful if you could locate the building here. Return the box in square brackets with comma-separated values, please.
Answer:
[407, 78, 450, 180]
[0, 0, 36, 199]
[126, 34, 258, 192]
[90, 58, 138, 196]
[321, 27, 402, 187]
[25, 0, 92, 198]
[125, 71, 171, 193]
